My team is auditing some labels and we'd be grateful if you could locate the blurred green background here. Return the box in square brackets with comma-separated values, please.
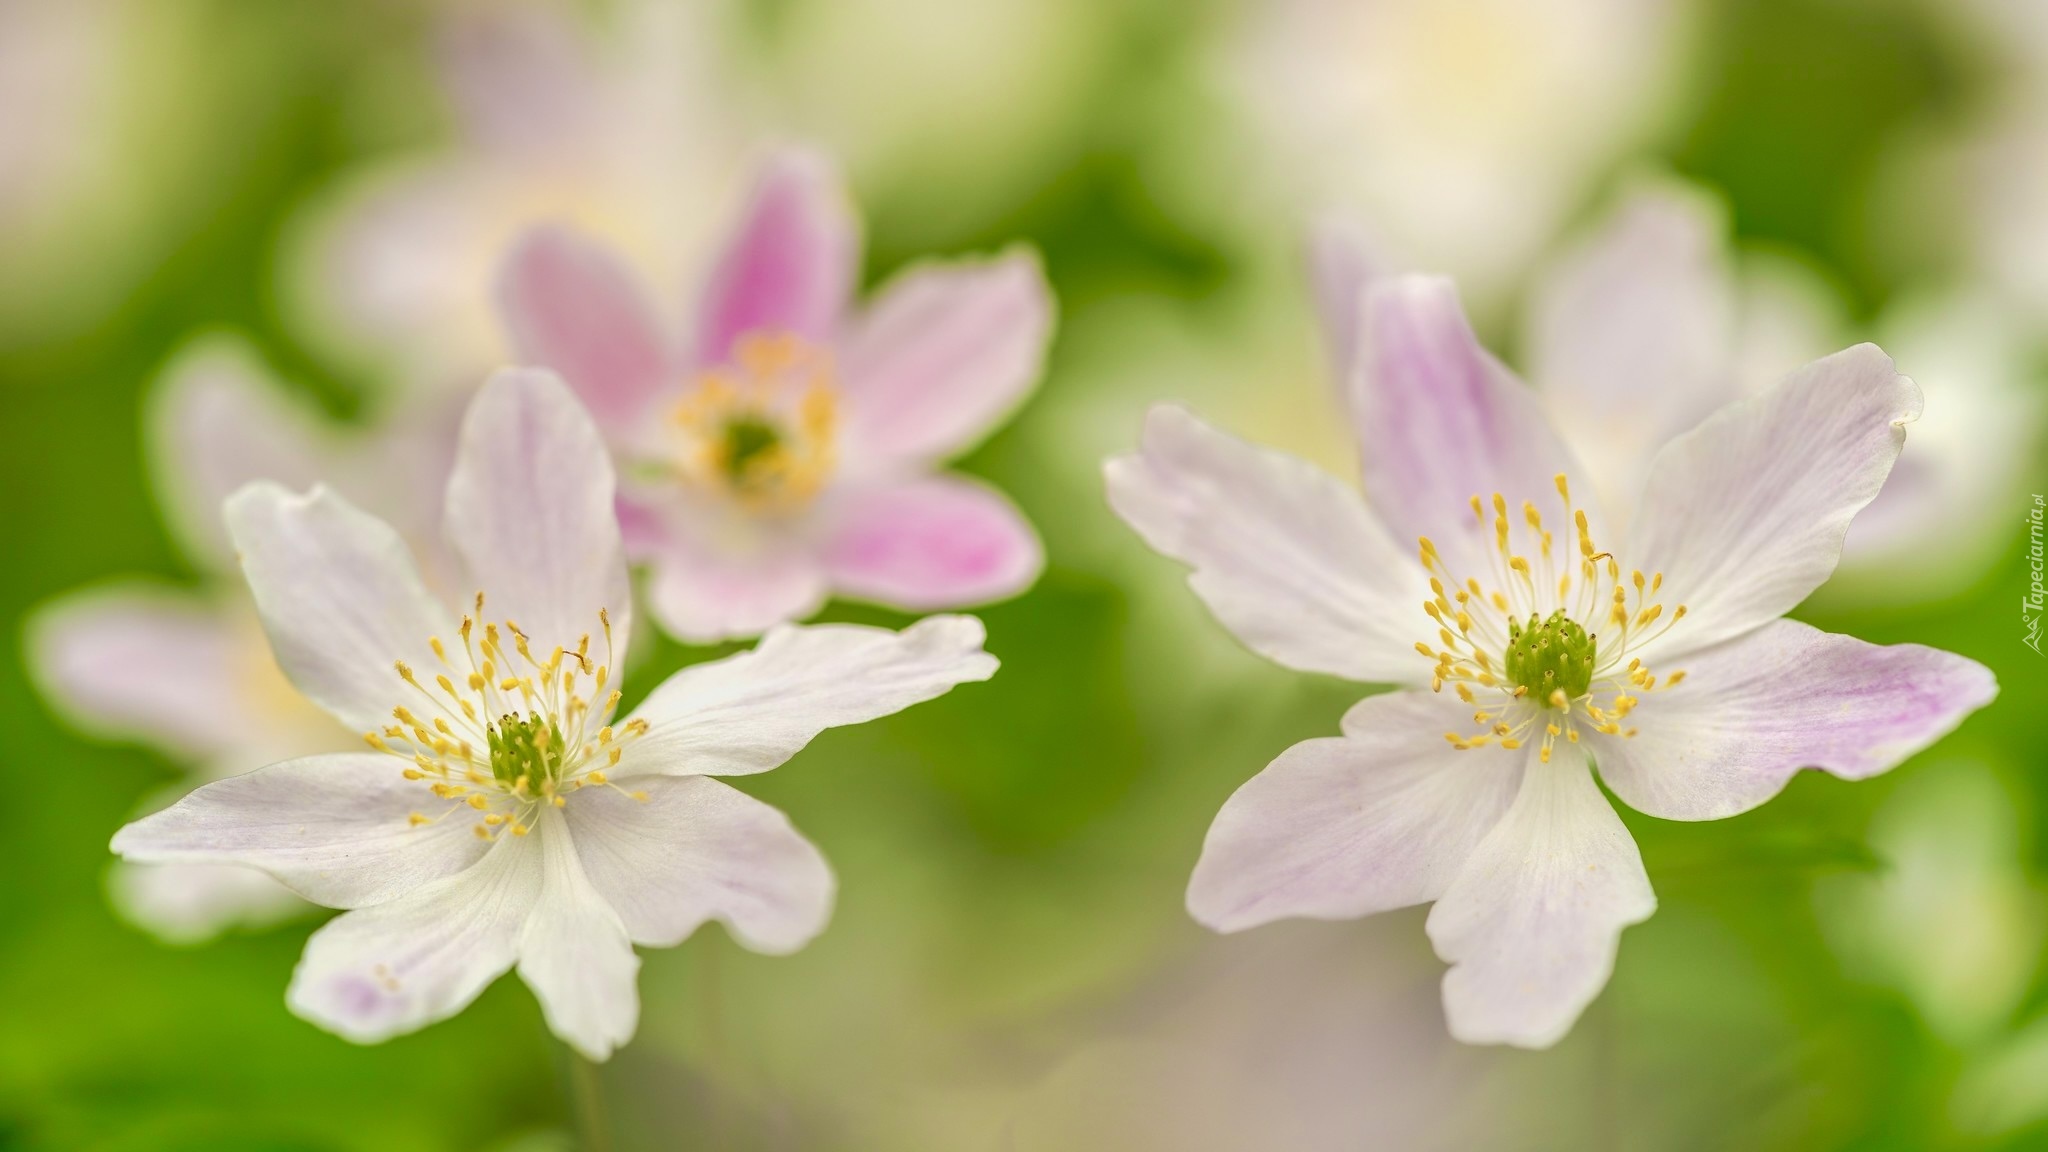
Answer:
[2, 0, 2044, 1148]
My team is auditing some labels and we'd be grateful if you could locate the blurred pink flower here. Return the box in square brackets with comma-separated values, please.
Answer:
[111, 370, 998, 1059]
[1106, 274, 1996, 1048]
[498, 149, 1051, 643]
[28, 337, 456, 943]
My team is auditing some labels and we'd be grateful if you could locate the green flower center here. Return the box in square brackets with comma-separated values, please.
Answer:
[487, 712, 567, 791]
[718, 415, 785, 486]
[1504, 611, 1596, 705]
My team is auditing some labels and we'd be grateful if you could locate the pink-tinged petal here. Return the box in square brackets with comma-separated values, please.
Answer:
[564, 775, 834, 953]
[1306, 216, 1388, 385]
[1629, 344, 1919, 661]
[108, 861, 308, 945]
[497, 226, 675, 434]
[642, 528, 830, 645]
[288, 834, 541, 1045]
[1351, 277, 1598, 577]
[837, 249, 1052, 463]
[517, 810, 639, 1061]
[1592, 620, 1996, 822]
[110, 753, 491, 909]
[821, 475, 1042, 612]
[444, 367, 631, 655]
[694, 148, 858, 367]
[1187, 691, 1524, 933]
[1526, 187, 1737, 519]
[1105, 404, 1429, 684]
[1425, 754, 1655, 1049]
[614, 616, 995, 778]
[26, 586, 245, 758]
[149, 337, 338, 570]
[224, 483, 454, 735]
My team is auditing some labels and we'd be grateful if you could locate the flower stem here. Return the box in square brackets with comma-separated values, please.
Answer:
[559, 1039, 611, 1152]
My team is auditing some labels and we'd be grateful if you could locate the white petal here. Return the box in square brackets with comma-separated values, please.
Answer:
[1592, 619, 1997, 821]
[1627, 344, 1919, 661]
[443, 367, 631, 657]
[108, 861, 309, 945]
[1349, 277, 1601, 579]
[564, 776, 834, 954]
[26, 586, 246, 758]
[1104, 404, 1428, 683]
[1306, 215, 1388, 385]
[1526, 185, 1737, 522]
[614, 616, 995, 778]
[111, 753, 490, 909]
[149, 336, 341, 570]
[517, 809, 640, 1061]
[288, 834, 541, 1045]
[1187, 691, 1524, 932]
[224, 483, 454, 735]
[1425, 752, 1655, 1049]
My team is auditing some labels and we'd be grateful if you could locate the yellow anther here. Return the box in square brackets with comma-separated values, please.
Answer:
[511, 823, 530, 836]
[466, 794, 487, 810]
[630, 791, 649, 803]
[430, 637, 447, 663]
[1455, 682, 1475, 703]
[408, 812, 431, 827]
[403, 769, 424, 781]
[1501, 739, 1523, 750]
[1554, 474, 1570, 502]
[395, 661, 417, 684]
[473, 825, 492, 840]
[1666, 670, 1687, 686]
[587, 771, 608, 786]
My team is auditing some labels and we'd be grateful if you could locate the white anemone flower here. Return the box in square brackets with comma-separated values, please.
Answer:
[111, 368, 996, 1059]
[1106, 274, 1997, 1047]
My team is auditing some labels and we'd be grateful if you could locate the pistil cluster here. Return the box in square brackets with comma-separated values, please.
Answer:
[363, 595, 648, 840]
[1412, 476, 1689, 763]
[668, 330, 839, 510]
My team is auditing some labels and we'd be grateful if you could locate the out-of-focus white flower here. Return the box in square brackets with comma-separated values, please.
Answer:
[27, 335, 456, 942]
[111, 370, 998, 1059]
[1221, 0, 1687, 310]
[1107, 272, 1996, 1047]
[285, 0, 754, 387]
[1817, 761, 2042, 1049]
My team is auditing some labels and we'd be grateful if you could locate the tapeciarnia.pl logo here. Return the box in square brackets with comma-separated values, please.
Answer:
[2027, 494, 2045, 656]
